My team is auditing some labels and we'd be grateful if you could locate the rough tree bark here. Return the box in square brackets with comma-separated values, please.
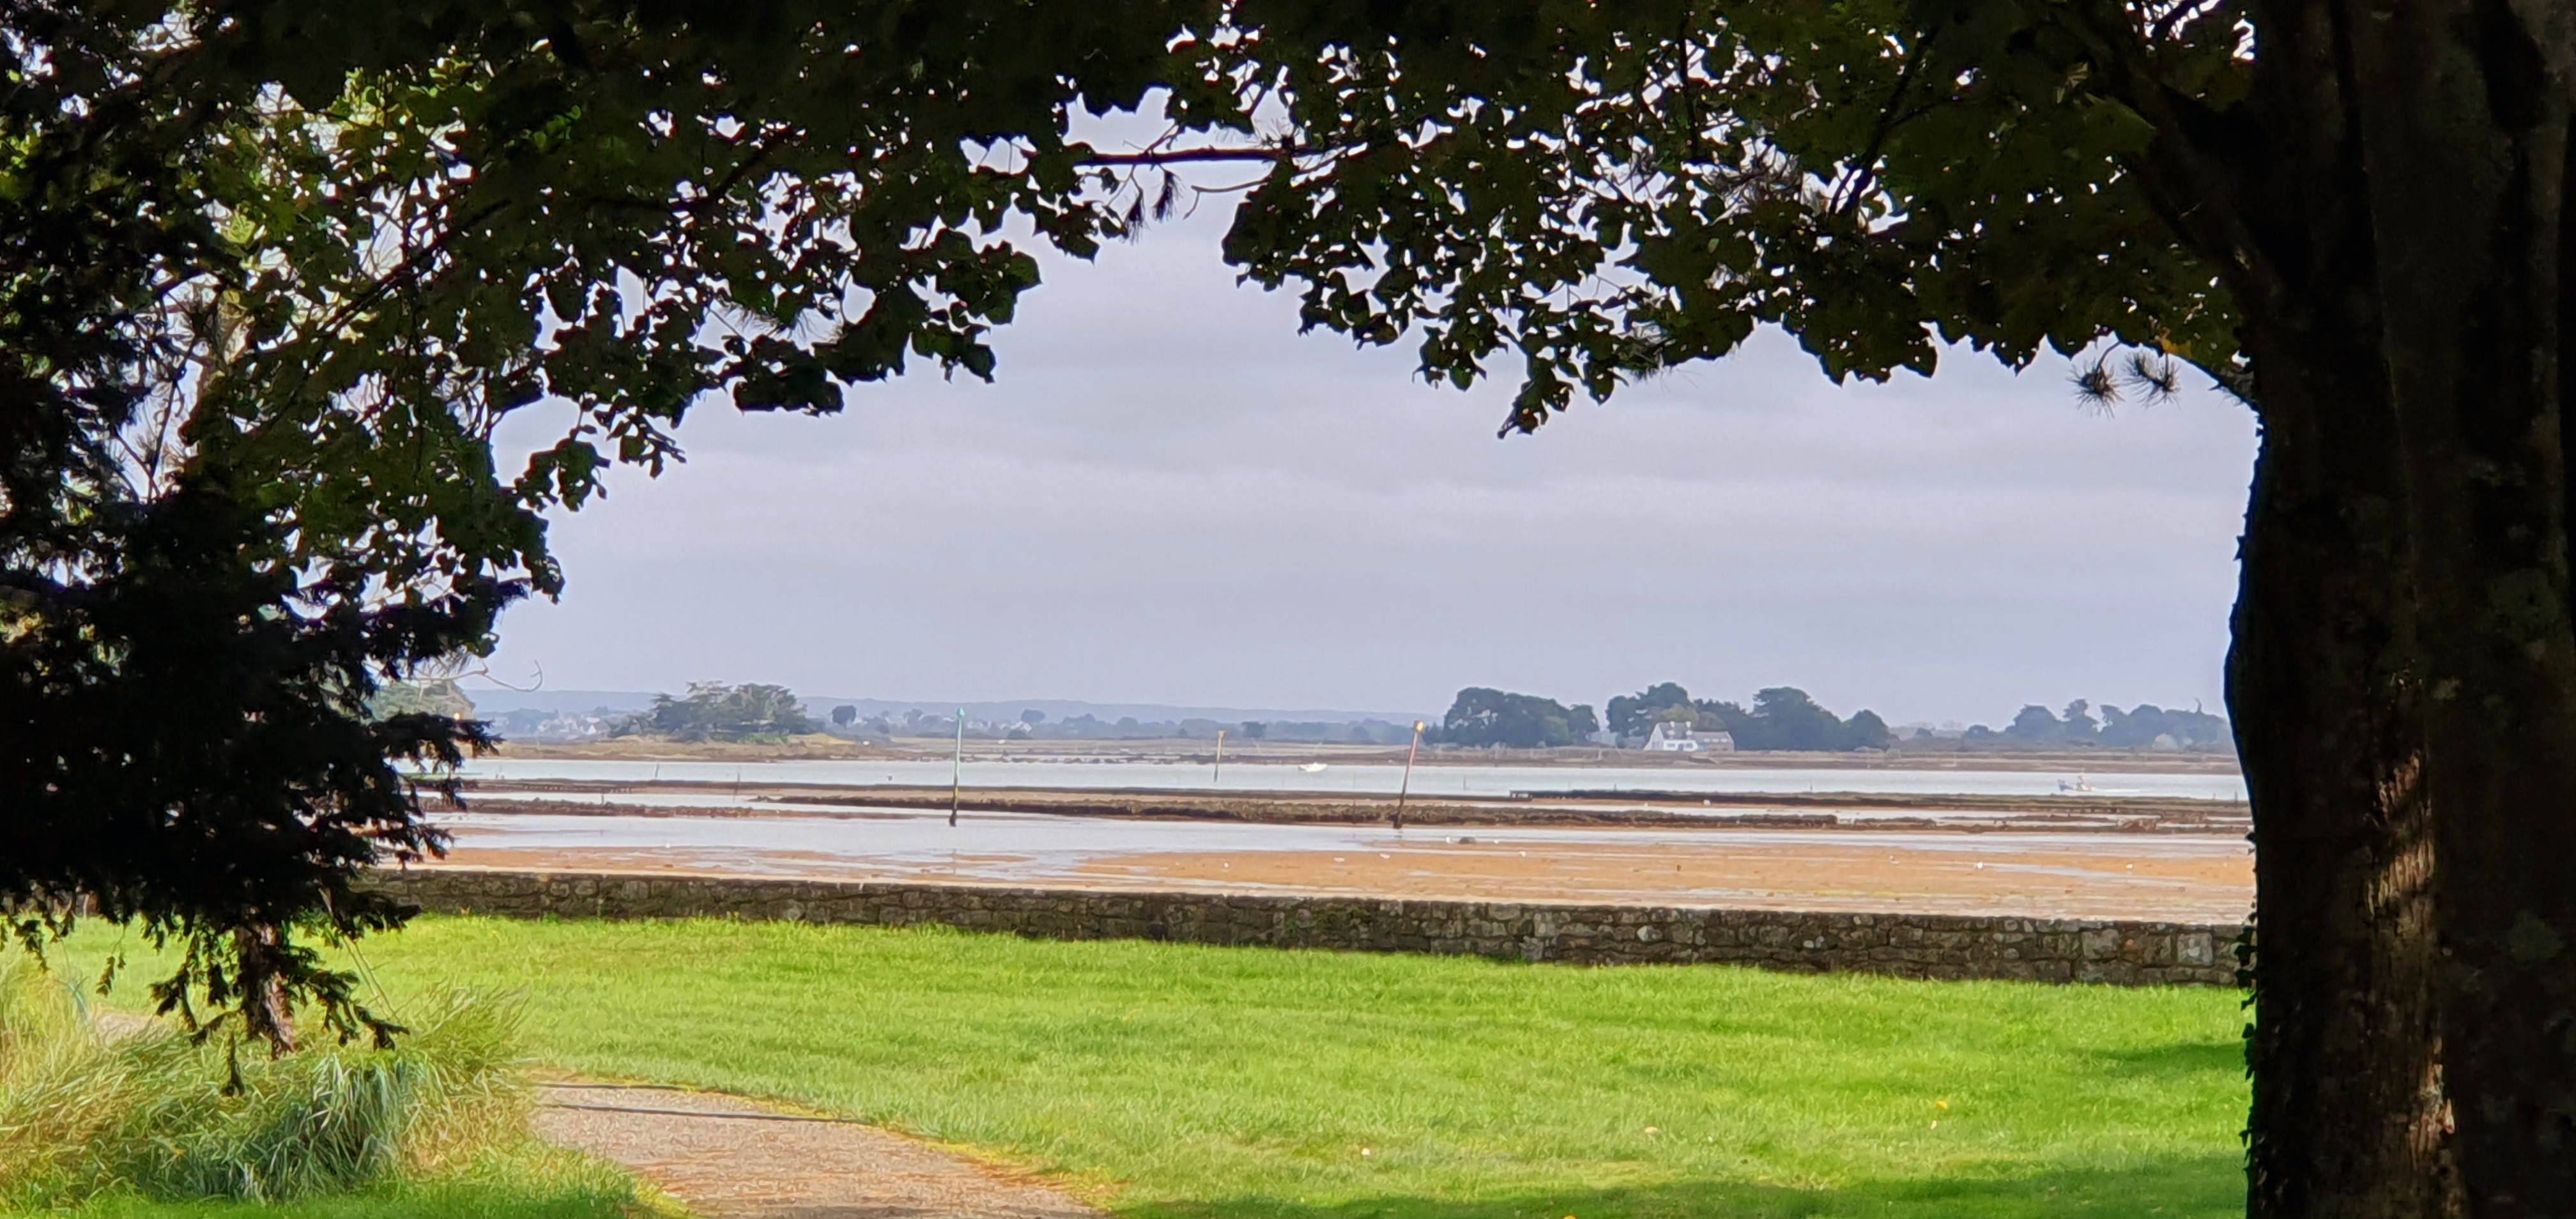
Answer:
[2195, 0, 2576, 1212]
[2342, 0, 2576, 1207]
[2133, 1, 2464, 1208]
[231, 925, 298, 1056]
[2110, 0, 2576, 1209]
[2234, 331, 2457, 1218]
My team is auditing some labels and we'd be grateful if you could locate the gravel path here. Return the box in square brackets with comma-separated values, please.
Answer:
[534, 1082, 1101, 1219]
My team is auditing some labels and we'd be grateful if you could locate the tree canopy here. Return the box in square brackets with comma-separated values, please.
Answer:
[617, 682, 814, 741]
[1699, 687, 1892, 751]
[1604, 681, 1889, 750]
[11, 0, 2575, 1205]
[2096, 703, 2228, 749]
[371, 679, 479, 722]
[1431, 687, 1594, 749]
[1605, 682, 1696, 739]
[1977, 699, 2231, 748]
[2, 0, 1232, 1046]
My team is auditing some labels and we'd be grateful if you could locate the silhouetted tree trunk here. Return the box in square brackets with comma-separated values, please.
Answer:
[2199, 15, 2461, 1204]
[2344, 3, 2576, 1206]
[2182, 0, 2573, 1211]
[2234, 330, 2460, 1219]
[232, 925, 297, 1055]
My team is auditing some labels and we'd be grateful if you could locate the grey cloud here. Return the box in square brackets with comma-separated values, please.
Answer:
[482, 208, 2255, 725]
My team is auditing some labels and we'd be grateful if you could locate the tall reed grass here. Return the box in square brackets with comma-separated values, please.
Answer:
[0, 958, 532, 1208]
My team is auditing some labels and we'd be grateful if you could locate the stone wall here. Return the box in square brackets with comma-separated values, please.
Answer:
[372, 868, 2243, 986]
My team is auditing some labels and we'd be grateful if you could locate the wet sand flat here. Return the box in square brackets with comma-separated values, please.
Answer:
[433, 815, 2251, 923]
[1064, 838, 2250, 921]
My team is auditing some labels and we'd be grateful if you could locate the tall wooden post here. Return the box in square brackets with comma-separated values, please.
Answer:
[950, 709, 964, 828]
[1395, 720, 1425, 831]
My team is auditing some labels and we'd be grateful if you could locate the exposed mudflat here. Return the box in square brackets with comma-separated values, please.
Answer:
[433, 805, 2252, 923]
[1061, 838, 2250, 922]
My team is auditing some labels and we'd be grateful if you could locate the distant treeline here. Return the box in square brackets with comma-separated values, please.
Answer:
[831, 705, 1418, 745]
[615, 682, 814, 741]
[1427, 681, 2230, 753]
[1426, 688, 1600, 749]
[1423, 682, 1890, 751]
[1951, 700, 2230, 751]
[571, 680, 2230, 755]
[564, 685, 1418, 744]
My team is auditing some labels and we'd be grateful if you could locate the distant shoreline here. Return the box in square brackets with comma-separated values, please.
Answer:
[443, 776, 2246, 833]
[486, 735, 2241, 776]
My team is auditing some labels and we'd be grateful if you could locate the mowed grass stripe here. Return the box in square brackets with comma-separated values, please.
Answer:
[65, 916, 2248, 1218]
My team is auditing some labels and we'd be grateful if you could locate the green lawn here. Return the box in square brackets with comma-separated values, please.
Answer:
[54, 917, 2247, 1219]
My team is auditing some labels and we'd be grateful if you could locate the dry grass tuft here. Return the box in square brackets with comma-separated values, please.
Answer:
[0, 958, 531, 1208]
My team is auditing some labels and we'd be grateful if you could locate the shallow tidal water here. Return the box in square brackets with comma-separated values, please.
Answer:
[456, 757, 2251, 801]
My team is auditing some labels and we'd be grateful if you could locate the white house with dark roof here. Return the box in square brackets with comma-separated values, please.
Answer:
[1643, 722, 1734, 752]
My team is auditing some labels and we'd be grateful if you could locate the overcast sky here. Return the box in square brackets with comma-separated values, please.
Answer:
[475, 204, 2257, 727]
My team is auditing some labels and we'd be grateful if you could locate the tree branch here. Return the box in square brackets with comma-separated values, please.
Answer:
[2048, 0, 2286, 316]
[1833, 27, 1938, 217]
[1079, 146, 1299, 166]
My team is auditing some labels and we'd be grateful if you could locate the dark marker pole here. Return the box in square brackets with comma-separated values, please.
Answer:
[1394, 720, 1425, 831]
[950, 709, 965, 828]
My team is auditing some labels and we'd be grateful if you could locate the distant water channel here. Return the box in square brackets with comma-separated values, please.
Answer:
[460, 758, 2250, 802]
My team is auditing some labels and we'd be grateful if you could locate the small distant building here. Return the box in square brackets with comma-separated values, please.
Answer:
[1643, 722, 1734, 753]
